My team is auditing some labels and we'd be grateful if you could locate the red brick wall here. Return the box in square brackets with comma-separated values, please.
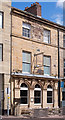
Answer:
[25, 3, 41, 17]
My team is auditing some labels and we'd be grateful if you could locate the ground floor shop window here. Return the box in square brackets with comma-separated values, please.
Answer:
[20, 83, 28, 104]
[47, 85, 53, 103]
[34, 84, 41, 104]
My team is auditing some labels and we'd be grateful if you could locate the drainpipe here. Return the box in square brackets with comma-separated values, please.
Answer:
[10, 6, 12, 115]
[58, 29, 60, 108]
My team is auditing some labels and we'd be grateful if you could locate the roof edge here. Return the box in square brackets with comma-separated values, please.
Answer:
[11, 7, 65, 31]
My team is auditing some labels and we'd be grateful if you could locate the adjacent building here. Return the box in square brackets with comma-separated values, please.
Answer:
[11, 2, 65, 115]
[0, 0, 11, 115]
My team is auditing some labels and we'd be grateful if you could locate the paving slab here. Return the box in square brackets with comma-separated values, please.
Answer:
[1, 115, 65, 120]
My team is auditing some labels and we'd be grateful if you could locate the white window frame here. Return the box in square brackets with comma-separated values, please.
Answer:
[0, 12, 3, 28]
[0, 44, 3, 61]
[64, 59, 65, 77]
[47, 85, 53, 104]
[20, 84, 28, 105]
[63, 35, 65, 48]
[43, 56, 51, 76]
[43, 29, 50, 44]
[62, 88, 65, 106]
[22, 51, 31, 73]
[22, 22, 31, 38]
[34, 85, 41, 105]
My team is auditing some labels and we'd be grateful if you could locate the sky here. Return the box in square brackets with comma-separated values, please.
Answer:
[12, 1, 64, 25]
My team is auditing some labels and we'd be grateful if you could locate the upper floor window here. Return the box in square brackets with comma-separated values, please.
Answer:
[43, 56, 50, 75]
[22, 51, 31, 73]
[64, 59, 65, 77]
[47, 85, 53, 103]
[63, 35, 65, 47]
[0, 44, 3, 61]
[0, 12, 3, 28]
[43, 29, 50, 44]
[22, 22, 30, 38]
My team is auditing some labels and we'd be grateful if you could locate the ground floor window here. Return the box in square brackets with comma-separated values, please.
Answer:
[62, 91, 65, 101]
[20, 83, 28, 104]
[20, 83, 53, 104]
[47, 85, 53, 103]
[34, 84, 41, 104]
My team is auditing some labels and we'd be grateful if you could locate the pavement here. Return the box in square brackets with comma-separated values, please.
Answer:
[1, 115, 65, 120]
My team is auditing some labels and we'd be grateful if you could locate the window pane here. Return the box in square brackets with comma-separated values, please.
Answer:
[63, 35, 65, 47]
[21, 98, 27, 104]
[23, 28, 30, 38]
[64, 62, 65, 67]
[48, 35, 50, 43]
[64, 73, 65, 77]
[44, 56, 50, 66]
[23, 28, 25, 36]
[44, 36, 48, 43]
[22, 52, 26, 62]
[34, 98, 40, 103]
[22, 52, 31, 63]
[34, 91, 41, 103]
[47, 91, 52, 96]
[35, 84, 40, 88]
[21, 83, 27, 87]
[44, 30, 50, 44]
[20, 89, 28, 104]
[20, 90, 27, 96]
[22, 22, 30, 38]
[22, 51, 31, 73]
[63, 35, 65, 40]
[0, 45, 2, 61]
[63, 41, 65, 47]
[34, 91, 41, 97]
[47, 98, 52, 103]
[0, 12, 2, 28]
[62, 92, 65, 100]
[47, 86, 52, 103]
[22, 63, 30, 72]
[64, 60, 65, 77]
[26, 53, 31, 63]
[44, 66, 50, 75]
[22, 22, 30, 29]
[47, 85, 52, 88]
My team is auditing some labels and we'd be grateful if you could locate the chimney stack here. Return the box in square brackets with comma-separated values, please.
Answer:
[24, 2, 41, 17]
